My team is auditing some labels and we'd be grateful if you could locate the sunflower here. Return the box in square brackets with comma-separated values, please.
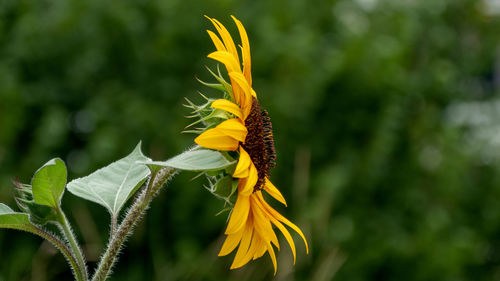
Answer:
[192, 16, 308, 273]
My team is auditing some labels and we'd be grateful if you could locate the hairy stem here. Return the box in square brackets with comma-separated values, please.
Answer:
[110, 214, 117, 238]
[57, 208, 88, 280]
[91, 167, 177, 281]
[30, 225, 86, 281]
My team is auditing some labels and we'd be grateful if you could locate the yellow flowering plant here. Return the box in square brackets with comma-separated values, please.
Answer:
[0, 16, 307, 281]
[187, 16, 309, 273]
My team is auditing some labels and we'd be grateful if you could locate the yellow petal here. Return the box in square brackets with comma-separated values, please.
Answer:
[194, 128, 239, 151]
[219, 227, 244, 256]
[232, 82, 243, 105]
[211, 99, 243, 120]
[228, 71, 250, 97]
[208, 51, 241, 73]
[269, 216, 296, 264]
[238, 162, 257, 196]
[239, 231, 263, 266]
[237, 178, 250, 197]
[207, 17, 240, 66]
[266, 242, 278, 275]
[231, 15, 252, 87]
[227, 73, 247, 108]
[251, 88, 257, 98]
[264, 178, 287, 206]
[257, 192, 309, 254]
[252, 235, 267, 260]
[228, 72, 253, 119]
[225, 194, 250, 234]
[216, 118, 247, 142]
[207, 30, 226, 52]
[230, 218, 253, 269]
[251, 195, 279, 249]
[233, 147, 251, 178]
[238, 178, 249, 196]
[243, 93, 253, 120]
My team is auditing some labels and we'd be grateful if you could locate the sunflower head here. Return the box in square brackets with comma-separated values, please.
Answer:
[186, 15, 308, 274]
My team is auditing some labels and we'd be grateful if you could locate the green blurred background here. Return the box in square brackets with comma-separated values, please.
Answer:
[1, 0, 500, 280]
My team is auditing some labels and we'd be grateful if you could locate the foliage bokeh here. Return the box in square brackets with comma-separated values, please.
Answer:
[1, 0, 500, 280]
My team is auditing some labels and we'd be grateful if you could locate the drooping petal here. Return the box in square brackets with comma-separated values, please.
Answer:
[231, 15, 252, 87]
[207, 16, 240, 65]
[263, 178, 287, 206]
[269, 215, 297, 264]
[208, 51, 241, 73]
[225, 194, 250, 234]
[233, 147, 251, 178]
[215, 118, 247, 142]
[207, 30, 226, 52]
[243, 234, 263, 262]
[266, 242, 278, 275]
[252, 235, 267, 260]
[251, 194, 279, 249]
[211, 99, 243, 120]
[219, 227, 244, 256]
[230, 217, 253, 269]
[256, 192, 309, 254]
[194, 128, 239, 151]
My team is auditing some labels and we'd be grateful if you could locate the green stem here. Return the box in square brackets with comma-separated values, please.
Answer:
[56, 208, 88, 281]
[91, 167, 177, 281]
[30, 225, 86, 281]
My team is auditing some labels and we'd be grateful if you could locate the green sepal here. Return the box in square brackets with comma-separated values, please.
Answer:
[196, 76, 226, 92]
[205, 175, 238, 206]
[205, 65, 234, 101]
[212, 176, 234, 198]
[183, 95, 233, 134]
[215, 207, 232, 216]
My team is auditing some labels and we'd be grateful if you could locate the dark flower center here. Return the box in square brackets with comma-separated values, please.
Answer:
[241, 98, 276, 192]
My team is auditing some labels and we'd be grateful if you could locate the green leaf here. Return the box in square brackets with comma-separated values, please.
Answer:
[139, 149, 236, 172]
[0, 203, 14, 215]
[31, 158, 67, 209]
[67, 142, 151, 216]
[0, 203, 34, 232]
